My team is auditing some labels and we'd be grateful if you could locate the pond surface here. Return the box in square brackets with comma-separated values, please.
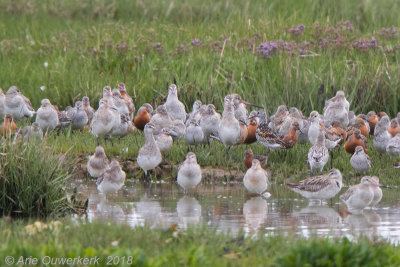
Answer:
[73, 179, 400, 243]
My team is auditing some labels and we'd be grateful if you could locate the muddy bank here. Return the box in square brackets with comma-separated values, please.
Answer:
[74, 154, 245, 182]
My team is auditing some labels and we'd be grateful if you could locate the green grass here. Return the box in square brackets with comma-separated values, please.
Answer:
[0, 140, 73, 218]
[0, 0, 400, 115]
[1, 219, 399, 267]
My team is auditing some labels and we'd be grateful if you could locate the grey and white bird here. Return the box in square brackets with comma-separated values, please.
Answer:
[243, 159, 269, 195]
[308, 129, 329, 176]
[35, 99, 59, 132]
[4, 86, 35, 120]
[154, 128, 176, 153]
[177, 152, 202, 191]
[109, 113, 134, 141]
[369, 176, 383, 207]
[373, 115, 392, 155]
[184, 119, 206, 146]
[137, 123, 162, 177]
[350, 146, 371, 174]
[186, 100, 203, 126]
[82, 96, 95, 122]
[70, 101, 89, 130]
[87, 146, 110, 178]
[199, 104, 221, 143]
[287, 168, 343, 202]
[112, 89, 130, 116]
[96, 160, 126, 194]
[164, 84, 187, 122]
[149, 105, 173, 131]
[218, 99, 241, 156]
[90, 99, 120, 145]
[340, 176, 379, 213]
[324, 100, 349, 128]
[386, 133, 400, 158]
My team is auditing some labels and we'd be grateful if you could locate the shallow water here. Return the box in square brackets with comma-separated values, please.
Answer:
[73, 179, 400, 243]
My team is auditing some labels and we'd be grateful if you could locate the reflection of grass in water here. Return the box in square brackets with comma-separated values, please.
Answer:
[2, 220, 400, 266]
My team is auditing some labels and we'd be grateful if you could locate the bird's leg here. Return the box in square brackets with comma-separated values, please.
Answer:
[104, 136, 107, 145]
[225, 146, 232, 159]
[330, 150, 334, 169]
[97, 137, 100, 146]
[118, 137, 121, 144]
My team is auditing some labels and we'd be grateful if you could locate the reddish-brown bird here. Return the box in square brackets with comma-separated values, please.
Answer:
[388, 119, 400, 137]
[237, 119, 249, 144]
[0, 114, 17, 137]
[244, 117, 258, 144]
[244, 149, 268, 169]
[134, 105, 152, 131]
[346, 118, 369, 138]
[367, 111, 378, 135]
[344, 129, 367, 154]
[281, 121, 301, 149]
[330, 121, 347, 145]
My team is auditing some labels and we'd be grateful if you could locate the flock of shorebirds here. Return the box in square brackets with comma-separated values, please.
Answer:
[1, 84, 399, 213]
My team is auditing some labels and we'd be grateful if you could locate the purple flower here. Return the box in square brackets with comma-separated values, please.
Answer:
[176, 44, 186, 53]
[191, 39, 202, 46]
[319, 38, 328, 49]
[116, 43, 128, 53]
[353, 38, 378, 50]
[257, 41, 278, 58]
[378, 26, 398, 38]
[287, 24, 305, 35]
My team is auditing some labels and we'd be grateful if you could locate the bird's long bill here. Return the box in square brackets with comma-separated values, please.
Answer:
[168, 130, 179, 138]
[240, 100, 264, 109]
[299, 125, 308, 133]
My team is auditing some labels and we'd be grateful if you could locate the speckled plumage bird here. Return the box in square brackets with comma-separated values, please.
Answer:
[350, 146, 371, 174]
[307, 130, 329, 176]
[287, 169, 342, 202]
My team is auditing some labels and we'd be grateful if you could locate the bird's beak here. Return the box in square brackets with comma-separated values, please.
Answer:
[240, 100, 264, 109]
[299, 125, 307, 133]
[168, 130, 179, 138]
